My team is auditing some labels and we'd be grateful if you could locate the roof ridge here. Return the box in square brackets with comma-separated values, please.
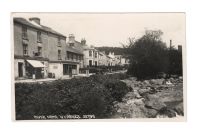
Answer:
[14, 17, 66, 37]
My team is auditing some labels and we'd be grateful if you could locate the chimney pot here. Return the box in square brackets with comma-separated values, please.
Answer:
[81, 38, 86, 45]
[29, 17, 40, 25]
[69, 34, 75, 43]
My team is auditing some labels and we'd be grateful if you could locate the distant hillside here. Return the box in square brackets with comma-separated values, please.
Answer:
[95, 46, 127, 55]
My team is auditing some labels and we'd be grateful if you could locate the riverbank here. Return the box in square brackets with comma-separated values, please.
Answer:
[113, 77, 184, 118]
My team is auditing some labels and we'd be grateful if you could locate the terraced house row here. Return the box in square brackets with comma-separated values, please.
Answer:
[14, 17, 84, 79]
[14, 17, 129, 80]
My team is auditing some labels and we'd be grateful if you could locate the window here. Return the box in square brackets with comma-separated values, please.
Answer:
[66, 51, 69, 60]
[78, 55, 80, 61]
[70, 53, 73, 60]
[58, 37, 61, 47]
[58, 50, 61, 60]
[69, 43, 74, 47]
[95, 61, 98, 67]
[37, 31, 42, 43]
[76, 55, 79, 61]
[63, 64, 77, 75]
[95, 52, 97, 58]
[63, 64, 69, 75]
[89, 50, 92, 57]
[73, 54, 76, 61]
[89, 60, 92, 67]
[68, 53, 72, 60]
[22, 27, 28, 39]
[23, 44, 28, 55]
[38, 47, 42, 56]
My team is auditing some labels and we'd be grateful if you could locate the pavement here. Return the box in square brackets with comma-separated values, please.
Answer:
[15, 78, 57, 83]
[15, 70, 127, 83]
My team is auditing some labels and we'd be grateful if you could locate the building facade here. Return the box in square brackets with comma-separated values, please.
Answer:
[83, 46, 99, 67]
[98, 51, 110, 66]
[115, 55, 130, 66]
[14, 17, 83, 79]
[66, 34, 102, 68]
[66, 34, 85, 68]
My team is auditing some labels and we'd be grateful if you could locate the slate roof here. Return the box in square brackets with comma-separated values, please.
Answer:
[14, 17, 66, 37]
[66, 45, 83, 55]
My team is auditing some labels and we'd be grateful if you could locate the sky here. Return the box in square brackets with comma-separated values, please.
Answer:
[12, 13, 185, 48]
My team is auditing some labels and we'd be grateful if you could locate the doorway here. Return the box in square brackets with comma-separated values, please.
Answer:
[89, 60, 92, 67]
[18, 62, 23, 77]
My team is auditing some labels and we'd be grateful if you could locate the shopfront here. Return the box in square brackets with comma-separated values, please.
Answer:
[26, 60, 46, 79]
[63, 64, 77, 77]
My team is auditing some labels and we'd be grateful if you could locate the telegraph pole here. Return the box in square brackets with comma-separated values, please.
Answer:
[169, 40, 172, 78]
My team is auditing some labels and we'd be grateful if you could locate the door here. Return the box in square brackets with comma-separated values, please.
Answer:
[95, 61, 97, 67]
[69, 65, 72, 77]
[18, 62, 23, 77]
[63, 64, 68, 75]
[35, 68, 43, 79]
[89, 60, 92, 67]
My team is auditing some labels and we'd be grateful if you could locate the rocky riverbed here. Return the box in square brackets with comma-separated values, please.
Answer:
[112, 77, 184, 118]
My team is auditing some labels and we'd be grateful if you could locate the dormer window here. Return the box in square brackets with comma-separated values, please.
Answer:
[37, 31, 42, 43]
[22, 26, 28, 40]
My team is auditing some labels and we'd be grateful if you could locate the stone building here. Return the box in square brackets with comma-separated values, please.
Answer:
[83, 46, 99, 67]
[66, 34, 101, 68]
[66, 34, 85, 68]
[14, 17, 83, 79]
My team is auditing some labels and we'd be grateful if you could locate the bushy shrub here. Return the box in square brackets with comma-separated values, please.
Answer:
[15, 74, 129, 120]
[104, 79, 129, 102]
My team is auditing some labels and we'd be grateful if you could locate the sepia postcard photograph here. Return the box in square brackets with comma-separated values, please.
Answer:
[12, 12, 186, 121]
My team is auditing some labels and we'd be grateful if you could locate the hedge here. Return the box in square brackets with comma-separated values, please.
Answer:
[15, 73, 129, 120]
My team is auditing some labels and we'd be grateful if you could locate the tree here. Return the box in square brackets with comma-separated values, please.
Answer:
[168, 47, 183, 76]
[127, 30, 169, 79]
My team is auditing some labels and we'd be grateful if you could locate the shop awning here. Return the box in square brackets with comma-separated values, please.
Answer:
[27, 60, 46, 68]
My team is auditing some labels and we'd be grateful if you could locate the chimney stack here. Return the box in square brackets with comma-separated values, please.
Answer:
[29, 17, 40, 25]
[69, 34, 75, 43]
[178, 45, 182, 53]
[81, 38, 86, 45]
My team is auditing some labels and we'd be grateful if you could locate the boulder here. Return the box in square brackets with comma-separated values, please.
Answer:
[145, 108, 158, 118]
[133, 91, 142, 99]
[179, 76, 183, 80]
[145, 100, 166, 111]
[117, 109, 122, 113]
[138, 88, 151, 96]
[150, 79, 165, 85]
[127, 99, 135, 105]
[133, 87, 141, 91]
[165, 80, 172, 85]
[123, 92, 135, 100]
[158, 108, 177, 118]
[174, 102, 184, 116]
[133, 98, 145, 106]
[143, 80, 150, 85]
[129, 104, 147, 118]
[144, 95, 166, 111]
